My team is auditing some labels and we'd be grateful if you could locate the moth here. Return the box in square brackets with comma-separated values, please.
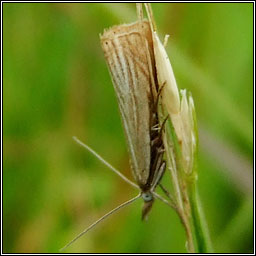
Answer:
[100, 18, 167, 219]
[61, 4, 174, 251]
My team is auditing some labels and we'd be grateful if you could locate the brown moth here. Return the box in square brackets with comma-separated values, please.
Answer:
[100, 19, 166, 220]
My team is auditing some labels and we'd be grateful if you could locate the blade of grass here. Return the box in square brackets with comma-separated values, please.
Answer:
[215, 198, 253, 253]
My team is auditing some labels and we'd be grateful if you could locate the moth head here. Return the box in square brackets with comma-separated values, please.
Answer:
[141, 192, 154, 221]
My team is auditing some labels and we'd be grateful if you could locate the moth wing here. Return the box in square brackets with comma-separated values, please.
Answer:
[101, 21, 155, 186]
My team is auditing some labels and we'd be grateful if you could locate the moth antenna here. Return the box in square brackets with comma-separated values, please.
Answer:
[163, 34, 170, 48]
[144, 3, 157, 32]
[73, 136, 139, 190]
[136, 3, 144, 21]
[60, 193, 141, 252]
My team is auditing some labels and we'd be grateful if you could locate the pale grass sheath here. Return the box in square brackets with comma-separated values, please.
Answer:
[144, 3, 196, 175]
[151, 31, 180, 115]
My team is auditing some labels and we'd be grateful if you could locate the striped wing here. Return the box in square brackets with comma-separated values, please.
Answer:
[100, 21, 155, 186]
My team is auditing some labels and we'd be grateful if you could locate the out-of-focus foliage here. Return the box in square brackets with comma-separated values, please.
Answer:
[3, 3, 253, 253]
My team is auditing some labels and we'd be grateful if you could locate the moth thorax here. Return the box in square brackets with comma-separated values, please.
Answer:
[142, 191, 153, 202]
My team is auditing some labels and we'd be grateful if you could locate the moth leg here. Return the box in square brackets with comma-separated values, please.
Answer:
[159, 183, 175, 203]
[152, 191, 177, 210]
[153, 81, 166, 112]
[151, 161, 176, 206]
[151, 136, 161, 147]
[151, 160, 166, 191]
[151, 115, 169, 147]
[159, 114, 169, 135]
[151, 116, 168, 148]
[151, 123, 160, 131]
[146, 141, 164, 189]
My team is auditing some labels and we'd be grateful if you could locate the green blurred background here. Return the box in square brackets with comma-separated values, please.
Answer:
[3, 3, 253, 253]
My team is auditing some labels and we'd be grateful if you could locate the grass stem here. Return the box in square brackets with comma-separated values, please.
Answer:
[188, 182, 213, 253]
